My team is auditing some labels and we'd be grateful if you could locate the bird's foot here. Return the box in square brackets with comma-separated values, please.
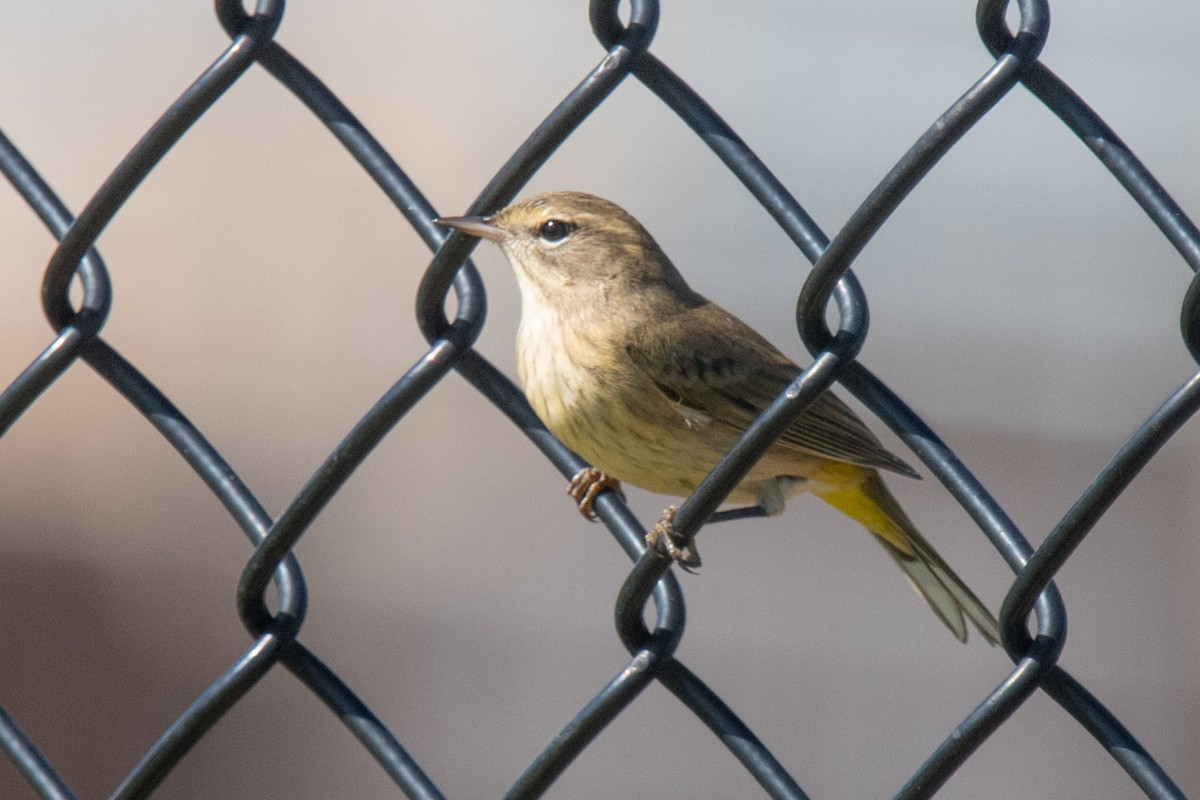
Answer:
[645, 506, 701, 571]
[568, 467, 624, 520]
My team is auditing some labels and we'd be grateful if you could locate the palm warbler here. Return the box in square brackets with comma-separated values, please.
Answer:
[438, 192, 999, 644]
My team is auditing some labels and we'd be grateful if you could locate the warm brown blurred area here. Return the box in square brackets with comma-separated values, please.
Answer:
[2, 3, 1198, 799]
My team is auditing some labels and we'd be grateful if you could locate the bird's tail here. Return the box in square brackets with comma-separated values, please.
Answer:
[813, 467, 1000, 645]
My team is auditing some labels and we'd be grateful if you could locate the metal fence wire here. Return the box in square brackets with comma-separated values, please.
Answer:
[1, 1, 1197, 798]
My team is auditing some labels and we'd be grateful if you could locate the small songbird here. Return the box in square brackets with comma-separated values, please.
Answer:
[437, 192, 999, 644]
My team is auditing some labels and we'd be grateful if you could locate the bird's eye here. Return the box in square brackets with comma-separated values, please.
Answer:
[537, 219, 574, 243]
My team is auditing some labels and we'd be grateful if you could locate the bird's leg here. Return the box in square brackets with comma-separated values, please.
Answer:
[567, 467, 625, 520]
[703, 476, 795, 523]
[707, 505, 771, 523]
[646, 506, 701, 570]
[700, 479, 792, 527]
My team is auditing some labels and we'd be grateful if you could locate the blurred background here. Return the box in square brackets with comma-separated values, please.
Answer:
[2, 2, 1198, 798]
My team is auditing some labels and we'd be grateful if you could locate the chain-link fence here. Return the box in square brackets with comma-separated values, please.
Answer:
[2, 1, 1197, 798]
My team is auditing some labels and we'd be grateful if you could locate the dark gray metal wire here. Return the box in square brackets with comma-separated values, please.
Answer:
[0, 1, 1194, 798]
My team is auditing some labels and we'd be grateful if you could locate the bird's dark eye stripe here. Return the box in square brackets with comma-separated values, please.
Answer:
[537, 219, 575, 242]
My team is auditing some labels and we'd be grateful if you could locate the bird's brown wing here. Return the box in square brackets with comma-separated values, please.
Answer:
[624, 303, 918, 477]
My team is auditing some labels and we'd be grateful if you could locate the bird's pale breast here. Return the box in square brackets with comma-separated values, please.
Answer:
[515, 301, 820, 504]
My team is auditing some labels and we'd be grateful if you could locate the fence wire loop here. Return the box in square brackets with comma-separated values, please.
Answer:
[1, 2, 1194, 799]
[977, 0, 1052, 58]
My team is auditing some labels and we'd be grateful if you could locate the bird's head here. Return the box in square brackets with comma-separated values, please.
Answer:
[436, 191, 693, 304]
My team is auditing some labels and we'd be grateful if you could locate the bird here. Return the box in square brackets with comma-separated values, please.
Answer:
[437, 191, 999, 644]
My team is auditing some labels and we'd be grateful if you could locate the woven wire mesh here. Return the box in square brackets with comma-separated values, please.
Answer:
[1, 1, 1197, 798]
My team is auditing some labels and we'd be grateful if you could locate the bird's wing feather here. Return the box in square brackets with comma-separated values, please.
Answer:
[624, 303, 917, 477]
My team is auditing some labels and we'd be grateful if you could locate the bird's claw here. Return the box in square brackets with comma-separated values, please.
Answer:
[645, 506, 701, 571]
[568, 467, 624, 520]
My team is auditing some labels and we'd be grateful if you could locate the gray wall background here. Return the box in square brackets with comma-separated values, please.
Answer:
[1, 2, 1197, 798]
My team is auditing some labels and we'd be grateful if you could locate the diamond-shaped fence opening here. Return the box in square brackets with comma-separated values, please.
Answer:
[1, 2, 1197, 799]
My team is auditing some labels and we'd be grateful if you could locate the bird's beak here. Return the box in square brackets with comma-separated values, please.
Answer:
[434, 214, 508, 242]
